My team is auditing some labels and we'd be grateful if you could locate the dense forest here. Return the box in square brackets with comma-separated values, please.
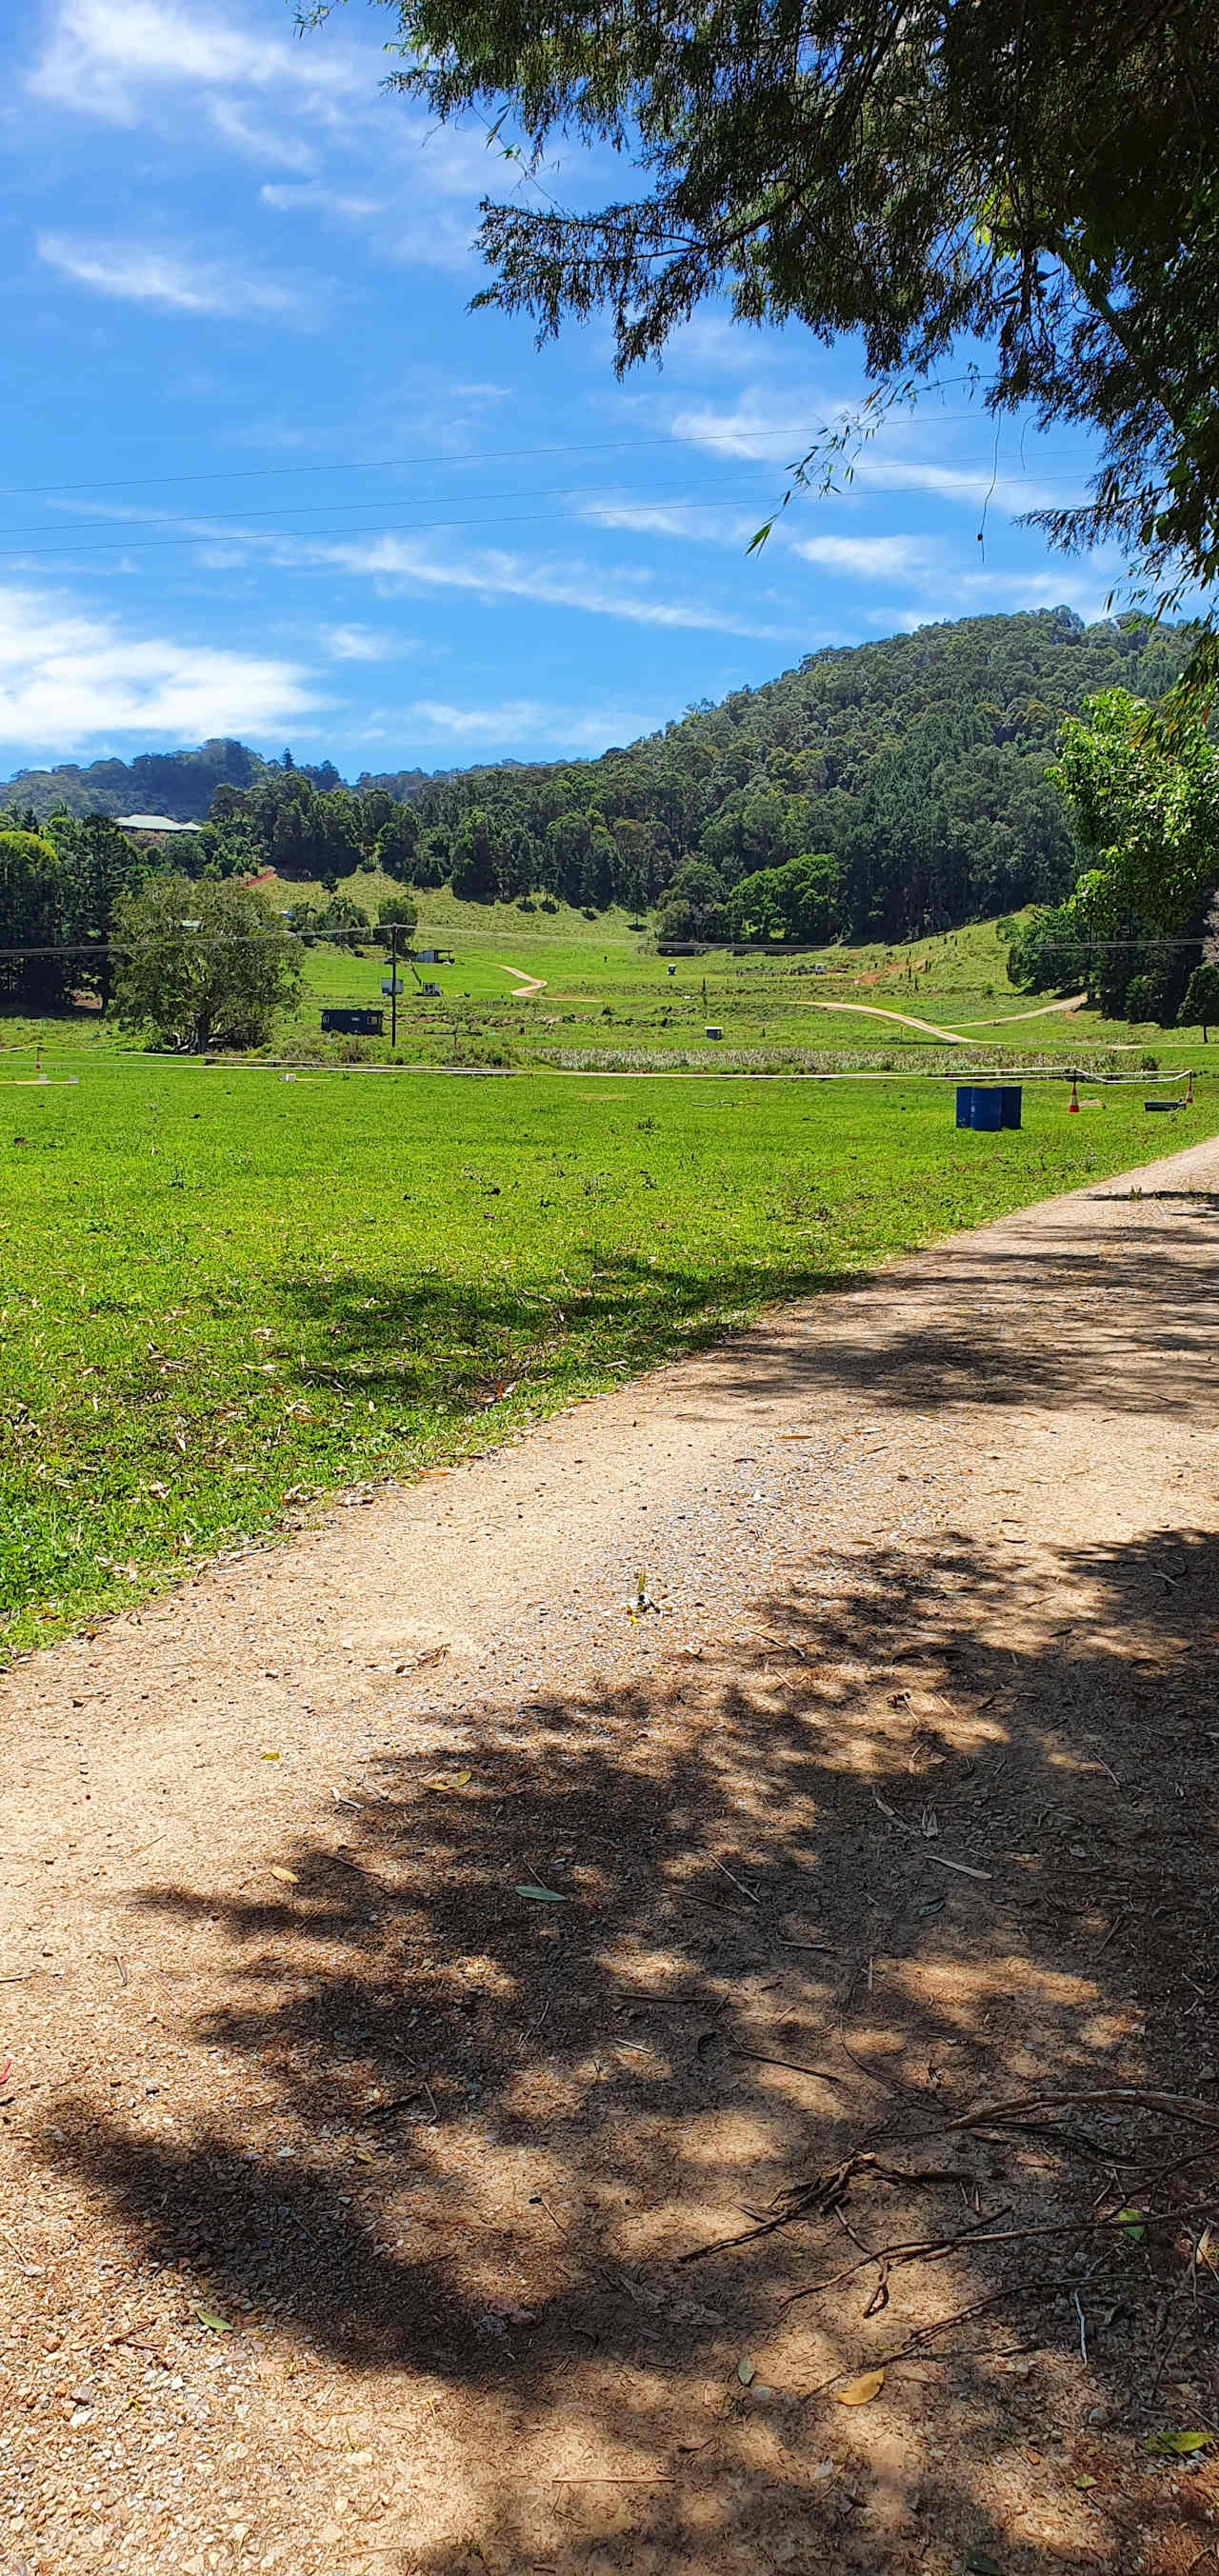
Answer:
[0, 611, 1191, 1000]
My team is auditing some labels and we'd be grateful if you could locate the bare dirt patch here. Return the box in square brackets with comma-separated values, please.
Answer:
[2, 1134, 1218, 2575]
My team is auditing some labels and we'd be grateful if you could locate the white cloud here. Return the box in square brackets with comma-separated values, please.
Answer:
[402, 698, 652, 749]
[291, 530, 799, 640]
[261, 181, 382, 220]
[670, 397, 1080, 516]
[793, 532, 932, 580]
[320, 625, 409, 663]
[582, 497, 757, 546]
[210, 99, 314, 170]
[29, 0, 361, 123]
[0, 582, 318, 746]
[670, 399, 826, 463]
[37, 232, 309, 323]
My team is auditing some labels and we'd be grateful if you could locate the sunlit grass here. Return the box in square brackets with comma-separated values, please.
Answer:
[2, 1060, 1208, 1658]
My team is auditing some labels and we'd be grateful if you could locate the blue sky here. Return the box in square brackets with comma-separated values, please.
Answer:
[0, 0, 1127, 776]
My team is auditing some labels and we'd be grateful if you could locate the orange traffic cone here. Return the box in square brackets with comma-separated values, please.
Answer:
[1068, 1075, 1079, 1112]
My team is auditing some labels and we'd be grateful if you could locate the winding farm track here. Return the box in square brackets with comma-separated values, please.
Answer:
[798, 990, 1089, 1043]
[490, 960, 548, 996]
[2, 1131, 1218, 2573]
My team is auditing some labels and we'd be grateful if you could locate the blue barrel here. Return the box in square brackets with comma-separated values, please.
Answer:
[955, 1085, 973, 1128]
[969, 1086, 1003, 1130]
[1000, 1085, 1023, 1129]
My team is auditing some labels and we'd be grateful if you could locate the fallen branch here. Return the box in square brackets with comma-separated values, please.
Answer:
[947, 2087, 1219, 2134]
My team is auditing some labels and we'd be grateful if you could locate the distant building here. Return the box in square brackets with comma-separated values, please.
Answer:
[321, 1007, 384, 1037]
[116, 814, 205, 835]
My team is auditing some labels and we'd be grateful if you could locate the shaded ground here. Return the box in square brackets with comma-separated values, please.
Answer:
[1, 1134, 1218, 2575]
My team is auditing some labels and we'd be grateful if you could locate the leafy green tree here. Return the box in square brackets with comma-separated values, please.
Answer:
[0, 828, 70, 1007]
[730, 851, 842, 941]
[656, 857, 729, 941]
[340, 0, 1219, 648]
[1049, 689, 1219, 934]
[1002, 907, 1090, 995]
[374, 802, 419, 879]
[376, 891, 419, 946]
[111, 877, 303, 1054]
[1179, 962, 1219, 1041]
[450, 807, 500, 902]
[50, 814, 145, 1010]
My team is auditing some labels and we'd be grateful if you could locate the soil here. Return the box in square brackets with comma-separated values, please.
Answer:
[2, 1132, 1218, 2576]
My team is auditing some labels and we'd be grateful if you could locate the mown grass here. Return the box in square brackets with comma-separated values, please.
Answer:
[4, 899, 1211, 1064]
[2, 1060, 1209, 1659]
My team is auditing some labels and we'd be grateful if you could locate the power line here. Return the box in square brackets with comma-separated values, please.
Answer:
[0, 382, 1092, 504]
[0, 470, 787, 549]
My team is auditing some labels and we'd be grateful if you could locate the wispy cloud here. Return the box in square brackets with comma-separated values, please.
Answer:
[37, 232, 310, 323]
[793, 532, 933, 580]
[0, 581, 319, 747]
[261, 181, 382, 219]
[319, 625, 415, 664]
[671, 397, 1080, 516]
[582, 497, 757, 546]
[295, 531, 800, 641]
[210, 99, 314, 170]
[28, 0, 362, 124]
[401, 697, 653, 749]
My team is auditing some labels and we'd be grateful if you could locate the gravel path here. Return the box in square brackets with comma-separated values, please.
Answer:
[2, 1131, 1217, 2576]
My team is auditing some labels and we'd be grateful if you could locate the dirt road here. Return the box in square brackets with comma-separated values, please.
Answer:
[2, 1134, 1218, 2576]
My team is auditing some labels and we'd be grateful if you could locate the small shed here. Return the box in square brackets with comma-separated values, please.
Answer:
[321, 1007, 384, 1036]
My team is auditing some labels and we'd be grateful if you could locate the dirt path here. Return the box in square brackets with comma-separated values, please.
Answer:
[796, 997, 970, 1041]
[955, 994, 1088, 1029]
[490, 961, 548, 997]
[3, 1135, 1218, 2576]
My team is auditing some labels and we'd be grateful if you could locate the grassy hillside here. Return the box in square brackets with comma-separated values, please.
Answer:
[2, 901, 1209, 1067]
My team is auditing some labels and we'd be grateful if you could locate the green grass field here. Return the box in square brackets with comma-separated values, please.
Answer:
[2, 1056, 1210, 1661]
[5, 899, 1210, 1071]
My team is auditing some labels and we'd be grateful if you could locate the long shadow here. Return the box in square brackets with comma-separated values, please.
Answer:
[30, 1526, 1219, 2570]
[700, 1225, 1219, 1415]
[274, 1249, 854, 1405]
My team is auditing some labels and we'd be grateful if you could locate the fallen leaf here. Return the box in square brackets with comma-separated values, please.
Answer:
[834, 2368, 884, 2406]
[261, 1750, 280, 1763]
[1116, 2207, 1146, 2243]
[195, 2307, 231, 2333]
[515, 1884, 565, 1903]
[269, 1866, 298, 1885]
[427, 1770, 472, 1790]
[1074, 2475, 1097, 2490]
[736, 2356, 755, 2386]
[1145, 2429, 1215, 2457]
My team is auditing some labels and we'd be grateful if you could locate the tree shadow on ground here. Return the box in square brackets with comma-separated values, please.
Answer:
[702, 1223, 1219, 1415]
[32, 1523, 1219, 2571]
[274, 1249, 854, 1408]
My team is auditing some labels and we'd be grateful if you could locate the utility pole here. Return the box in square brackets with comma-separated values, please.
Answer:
[390, 921, 398, 1052]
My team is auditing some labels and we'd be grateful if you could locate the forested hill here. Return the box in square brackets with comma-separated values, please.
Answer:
[0, 609, 1188, 939]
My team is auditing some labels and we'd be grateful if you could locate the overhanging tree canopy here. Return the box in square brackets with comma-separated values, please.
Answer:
[322, 0, 1219, 629]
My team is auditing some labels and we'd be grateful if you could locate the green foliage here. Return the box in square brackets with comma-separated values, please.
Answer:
[334, 0, 1219, 648]
[1180, 962, 1219, 1036]
[729, 852, 843, 943]
[1002, 906, 1090, 996]
[656, 858, 729, 941]
[0, 613, 1195, 961]
[0, 1063, 1191, 1655]
[111, 876, 304, 1054]
[1051, 689, 1219, 933]
[376, 890, 420, 941]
